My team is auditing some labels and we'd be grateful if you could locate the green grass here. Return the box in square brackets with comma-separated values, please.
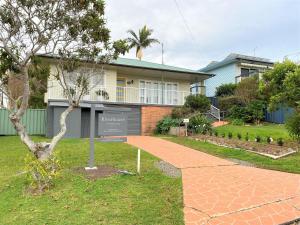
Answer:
[214, 123, 290, 142]
[0, 136, 183, 225]
[167, 136, 300, 174]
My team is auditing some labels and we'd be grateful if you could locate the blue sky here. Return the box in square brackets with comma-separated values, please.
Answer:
[105, 0, 300, 69]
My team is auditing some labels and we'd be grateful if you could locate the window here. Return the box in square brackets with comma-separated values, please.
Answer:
[241, 68, 250, 77]
[140, 81, 145, 103]
[241, 68, 259, 77]
[153, 82, 159, 104]
[139, 80, 178, 105]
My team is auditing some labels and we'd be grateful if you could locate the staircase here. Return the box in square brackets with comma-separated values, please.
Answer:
[207, 105, 229, 127]
[208, 105, 221, 121]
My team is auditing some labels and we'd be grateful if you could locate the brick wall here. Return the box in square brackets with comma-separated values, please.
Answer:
[141, 106, 174, 135]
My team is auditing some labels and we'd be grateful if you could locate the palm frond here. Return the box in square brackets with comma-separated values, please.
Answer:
[127, 29, 139, 42]
[127, 25, 159, 59]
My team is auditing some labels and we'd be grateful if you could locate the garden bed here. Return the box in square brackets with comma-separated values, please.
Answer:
[191, 135, 298, 159]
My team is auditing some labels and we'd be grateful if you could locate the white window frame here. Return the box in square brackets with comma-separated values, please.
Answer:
[139, 79, 179, 105]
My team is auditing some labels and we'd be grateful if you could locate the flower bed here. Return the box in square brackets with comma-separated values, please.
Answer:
[190, 135, 298, 159]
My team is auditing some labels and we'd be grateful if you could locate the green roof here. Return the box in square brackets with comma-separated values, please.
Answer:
[38, 54, 212, 77]
[111, 57, 212, 76]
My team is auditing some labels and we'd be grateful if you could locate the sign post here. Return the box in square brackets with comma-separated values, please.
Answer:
[183, 118, 189, 137]
[86, 103, 97, 170]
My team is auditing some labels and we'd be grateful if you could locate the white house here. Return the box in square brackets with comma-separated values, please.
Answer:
[41, 55, 213, 137]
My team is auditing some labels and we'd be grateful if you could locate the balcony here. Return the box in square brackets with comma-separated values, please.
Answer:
[46, 85, 192, 106]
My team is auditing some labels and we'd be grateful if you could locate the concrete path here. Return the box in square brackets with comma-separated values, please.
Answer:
[127, 136, 300, 225]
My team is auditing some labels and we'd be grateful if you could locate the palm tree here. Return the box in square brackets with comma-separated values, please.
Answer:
[127, 25, 160, 60]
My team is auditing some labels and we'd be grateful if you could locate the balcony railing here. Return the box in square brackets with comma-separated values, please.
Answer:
[46, 85, 191, 106]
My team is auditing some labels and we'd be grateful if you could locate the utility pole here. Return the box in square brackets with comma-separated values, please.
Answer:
[161, 43, 164, 64]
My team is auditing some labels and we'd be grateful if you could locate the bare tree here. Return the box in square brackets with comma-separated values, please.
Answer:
[0, 0, 128, 160]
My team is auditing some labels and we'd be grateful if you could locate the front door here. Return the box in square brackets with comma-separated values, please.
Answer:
[117, 78, 126, 102]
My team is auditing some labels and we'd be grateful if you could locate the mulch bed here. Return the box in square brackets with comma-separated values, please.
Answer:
[191, 135, 298, 159]
[75, 165, 119, 180]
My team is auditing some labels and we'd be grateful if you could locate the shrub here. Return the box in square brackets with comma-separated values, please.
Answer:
[214, 130, 218, 137]
[209, 130, 213, 136]
[255, 135, 261, 143]
[184, 94, 210, 112]
[266, 136, 272, 144]
[231, 119, 244, 126]
[188, 114, 212, 134]
[221, 133, 225, 138]
[235, 75, 260, 104]
[171, 106, 192, 119]
[277, 138, 284, 146]
[155, 116, 180, 134]
[247, 100, 265, 124]
[228, 132, 233, 139]
[285, 112, 300, 142]
[237, 133, 242, 140]
[245, 133, 249, 141]
[218, 95, 244, 112]
[25, 154, 61, 192]
[229, 102, 265, 124]
[228, 105, 250, 122]
[215, 83, 237, 97]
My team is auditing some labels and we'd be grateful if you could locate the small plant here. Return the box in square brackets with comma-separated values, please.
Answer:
[237, 133, 242, 140]
[188, 114, 212, 134]
[214, 130, 218, 137]
[255, 135, 261, 143]
[209, 130, 213, 136]
[221, 133, 225, 138]
[228, 132, 233, 139]
[245, 133, 249, 141]
[266, 136, 273, 144]
[24, 154, 61, 193]
[155, 117, 180, 134]
[277, 138, 284, 146]
[95, 89, 109, 100]
[231, 119, 244, 126]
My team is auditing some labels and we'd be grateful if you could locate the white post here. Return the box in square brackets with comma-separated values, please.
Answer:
[137, 149, 141, 174]
[185, 123, 188, 136]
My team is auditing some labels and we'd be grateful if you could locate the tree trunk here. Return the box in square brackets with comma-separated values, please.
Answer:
[136, 48, 143, 60]
[8, 67, 75, 161]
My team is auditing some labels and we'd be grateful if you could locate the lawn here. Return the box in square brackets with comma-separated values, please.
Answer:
[214, 123, 291, 142]
[167, 136, 300, 174]
[0, 136, 183, 225]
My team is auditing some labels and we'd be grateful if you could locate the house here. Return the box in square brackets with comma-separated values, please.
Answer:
[200, 53, 274, 97]
[41, 55, 213, 137]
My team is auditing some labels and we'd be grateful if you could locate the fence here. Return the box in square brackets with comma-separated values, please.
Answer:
[0, 109, 46, 135]
[265, 107, 294, 124]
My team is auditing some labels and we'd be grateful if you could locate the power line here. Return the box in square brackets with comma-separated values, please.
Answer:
[173, 0, 195, 42]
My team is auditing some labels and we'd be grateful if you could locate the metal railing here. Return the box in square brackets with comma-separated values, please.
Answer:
[209, 104, 221, 121]
[46, 85, 191, 106]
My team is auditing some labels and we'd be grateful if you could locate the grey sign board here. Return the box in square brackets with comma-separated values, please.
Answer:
[98, 111, 128, 136]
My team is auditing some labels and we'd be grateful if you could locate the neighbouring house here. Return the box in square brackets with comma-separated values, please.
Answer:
[41, 55, 213, 137]
[200, 53, 274, 97]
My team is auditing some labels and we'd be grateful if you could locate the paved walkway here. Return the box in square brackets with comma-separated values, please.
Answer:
[212, 121, 229, 127]
[127, 136, 300, 225]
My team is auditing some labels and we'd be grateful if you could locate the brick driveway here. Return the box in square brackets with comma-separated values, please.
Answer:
[127, 136, 300, 225]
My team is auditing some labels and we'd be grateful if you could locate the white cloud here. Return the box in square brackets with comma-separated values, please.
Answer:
[105, 0, 300, 69]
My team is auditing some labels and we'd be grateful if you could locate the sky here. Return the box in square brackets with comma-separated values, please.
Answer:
[105, 0, 300, 70]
